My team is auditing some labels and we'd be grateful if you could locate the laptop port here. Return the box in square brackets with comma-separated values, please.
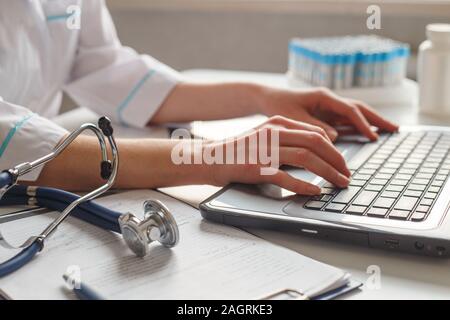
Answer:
[384, 239, 399, 248]
[301, 228, 318, 235]
[414, 241, 425, 250]
[436, 246, 446, 256]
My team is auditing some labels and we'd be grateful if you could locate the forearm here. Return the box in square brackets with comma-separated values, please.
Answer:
[151, 82, 265, 124]
[32, 136, 212, 191]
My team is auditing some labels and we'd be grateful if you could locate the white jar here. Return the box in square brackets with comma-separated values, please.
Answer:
[418, 24, 450, 116]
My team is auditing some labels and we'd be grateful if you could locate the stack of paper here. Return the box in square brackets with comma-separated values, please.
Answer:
[0, 190, 356, 299]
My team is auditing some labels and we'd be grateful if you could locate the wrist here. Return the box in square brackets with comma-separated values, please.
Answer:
[169, 139, 218, 186]
[242, 83, 268, 115]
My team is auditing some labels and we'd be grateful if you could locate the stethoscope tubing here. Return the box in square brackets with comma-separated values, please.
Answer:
[0, 242, 40, 278]
[4, 185, 122, 225]
[0, 186, 122, 278]
[0, 171, 12, 187]
[0, 194, 120, 233]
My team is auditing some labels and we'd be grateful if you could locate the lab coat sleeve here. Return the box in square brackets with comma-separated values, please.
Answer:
[0, 98, 68, 182]
[65, 0, 181, 128]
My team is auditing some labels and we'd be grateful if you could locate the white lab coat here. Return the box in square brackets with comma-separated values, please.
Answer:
[0, 0, 180, 181]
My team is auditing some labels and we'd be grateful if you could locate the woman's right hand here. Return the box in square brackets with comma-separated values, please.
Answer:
[204, 116, 351, 196]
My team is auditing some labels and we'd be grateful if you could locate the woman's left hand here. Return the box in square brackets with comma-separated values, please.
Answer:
[258, 86, 399, 142]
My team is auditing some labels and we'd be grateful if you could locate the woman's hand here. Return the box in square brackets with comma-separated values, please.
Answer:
[258, 86, 399, 142]
[206, 116, 351, 196]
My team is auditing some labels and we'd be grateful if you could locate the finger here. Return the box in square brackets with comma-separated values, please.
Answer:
[260, 170, 321, 195]
[300, 114, 338, 142]
[317, 91, 379, 141]
[279, 129, 351, 177]
[345, 106, 379, 141]
[280, 147, 350, 188]
[267, 116, 332, 142]
[353, 101, 399, 132]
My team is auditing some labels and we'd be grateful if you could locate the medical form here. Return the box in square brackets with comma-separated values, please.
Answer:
[0, 190, 353, 299]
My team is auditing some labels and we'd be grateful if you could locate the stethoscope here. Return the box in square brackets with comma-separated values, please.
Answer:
[0, 117, 180, 278]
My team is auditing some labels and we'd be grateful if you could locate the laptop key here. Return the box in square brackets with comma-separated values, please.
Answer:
[424, 192, 437, 199]
[403, 190, 422, 198]
[408, 184, 426, 192]
[423, 162, 440, 168]
[386, 185, 404, 192]
[346, 205, 367, 215]
[379, 168, 396, 174]
[411, 211, 427, 221]
[398, 168, 416, 175]
[390, 179, 408, 186]
[367, 207, 388, 218]
[363, 164, 380, 170]
[381, 191, 400, 198]
[403, 163, 419, 169]
[350, 180, 366, 187]
[395, 174, 413, 180]
[374, 173, 392, 180]
[332, 186, 361, 204]
[415, 205, 430, 213]
[416, 173, 433, 179]
[305, 201, 325, 210]
[420, 198, 433, 206]
[365, 184, 383, 192]
[389, 209, 410, 220]
[428, 186, 440, 193]
[325, 203, 346, 212]
[353, 191, 378, 206]
[358, 169, 376, 175]
[352, 174, 371, 181]
[431, 180, 444, 187]
[321, 187, 337, 195]
[394, 196, 418, 211]
[419, 168, 436, 174]
[370, 179, 389, 185]
[373, 197, 396, 208]
[368, 159, 384, 165]
[411, 178, 429, 185]
[384, 163, 401, 169]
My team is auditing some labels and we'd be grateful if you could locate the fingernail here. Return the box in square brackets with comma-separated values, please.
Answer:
[345, 167, 352, 177]
[327, 129, 338, 141]
[371, 132, 379, 141]
[338, 174, 351, 187]
[307, 185, 321, 195]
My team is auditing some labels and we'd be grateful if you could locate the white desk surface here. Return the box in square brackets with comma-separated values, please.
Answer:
[56, 69, 450, 300]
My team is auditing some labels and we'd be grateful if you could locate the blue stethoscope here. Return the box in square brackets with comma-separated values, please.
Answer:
[0, 117, 179, 278]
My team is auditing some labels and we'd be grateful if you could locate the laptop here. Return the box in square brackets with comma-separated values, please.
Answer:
[200, 125, 450, 257]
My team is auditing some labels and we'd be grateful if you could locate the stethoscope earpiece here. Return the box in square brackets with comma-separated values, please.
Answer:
[119, 200, 179, 257]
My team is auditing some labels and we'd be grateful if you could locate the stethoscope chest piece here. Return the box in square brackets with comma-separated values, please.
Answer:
[119, 200, 180, 257]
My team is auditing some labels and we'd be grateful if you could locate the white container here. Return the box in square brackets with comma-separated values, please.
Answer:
[418, 24, 450, 116]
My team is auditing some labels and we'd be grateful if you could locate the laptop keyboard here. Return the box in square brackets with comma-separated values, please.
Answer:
[304, 131, 450, 222]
